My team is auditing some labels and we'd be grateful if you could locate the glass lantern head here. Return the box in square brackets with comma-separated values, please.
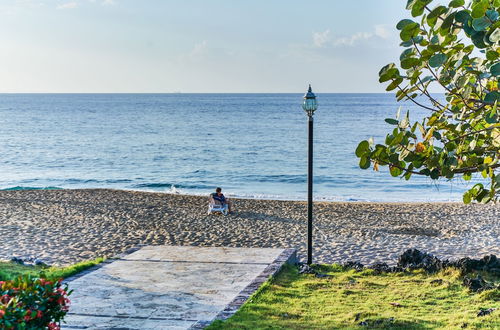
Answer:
[302, 84, 317, 117]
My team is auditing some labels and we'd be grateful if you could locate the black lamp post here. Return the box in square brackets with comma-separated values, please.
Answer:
[302, 84, 318, 265]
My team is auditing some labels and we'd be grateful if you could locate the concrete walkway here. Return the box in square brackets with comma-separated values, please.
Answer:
[62, 246, 296, 329]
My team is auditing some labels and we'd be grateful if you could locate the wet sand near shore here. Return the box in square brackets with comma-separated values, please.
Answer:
[1, 189, 499, 266]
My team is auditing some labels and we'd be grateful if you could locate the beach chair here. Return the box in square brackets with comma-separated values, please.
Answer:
[207, 197, 229, 215]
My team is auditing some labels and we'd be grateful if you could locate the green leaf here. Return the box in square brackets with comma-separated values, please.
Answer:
[385, 118, 399, 125]
[486, 9, 499, 22]
[471, 31, 487, 48]
[463, 20, 476, 36]
[486, 50, 499, 61]
[400, 22, 420, 41]
[406, 0, 418, 10]
[401, 57, 421, 69]
[427, 6, 447, 26]
[390, 165, 403, 177]
[400, 48, 415, 60]
[491, 62, 500, 76]
[396, 19, 416, 30]
[379, 63, 398, 82]
[449, 0, 464, 7]
[489, 27, 500, 42]
[463, 191, 472, 204]
[359, 156, 371, 169]
[439, 12, 456, 33]
[429, 53, 447, 67]
[386, 78, 403, 91]
[472, 17, 492, 31]
[455, 10, 471, 24]
[484, 91, 500, 104]
[471, 1, 488, 19]
[430, 168, 440, 179]
[411, 0, 430, 17]
[355, 140, 370, 157]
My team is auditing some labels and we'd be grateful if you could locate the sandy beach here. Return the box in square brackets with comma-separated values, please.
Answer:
[1, 189, 499, 266]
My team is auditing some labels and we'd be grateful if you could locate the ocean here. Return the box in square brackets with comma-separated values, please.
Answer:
[0, 93, 479, 202]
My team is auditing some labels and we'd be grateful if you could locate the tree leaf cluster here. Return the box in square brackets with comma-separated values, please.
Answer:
[358, 0, 500, 203]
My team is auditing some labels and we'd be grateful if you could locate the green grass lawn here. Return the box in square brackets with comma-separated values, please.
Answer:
[208, 264, 500, 329]
[0, 258, 105, 281]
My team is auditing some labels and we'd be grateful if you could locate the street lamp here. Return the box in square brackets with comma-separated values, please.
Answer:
[302, 84, 317, 265]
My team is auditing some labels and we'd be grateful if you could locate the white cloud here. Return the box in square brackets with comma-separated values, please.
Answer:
[55, 0, 116, 10]
[313, 29, 331, 48]
[57, 1, 78, 9]
[190, 40, 208, 57]
[312, 25, 392, 48]
[374, 24, 391, 39]
[333, 31, 373, 46]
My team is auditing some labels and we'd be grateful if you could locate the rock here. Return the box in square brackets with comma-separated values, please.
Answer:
[371, 262, 391, 273]
[10, 257, 24, 265]
[297, 263, 330, 277]
[397, 249, 443, 273]
[343, 261, 364, 271]
[34, 259, 49, 267]
[463, 276, 493, 292]
[369, 262, 403, 273]
[450, 254, 500, 273]
[358, 318, 395, 327]
[488, 268, 500, 275]
[477, 308, 496, 317]
[298, 263, 316, 275]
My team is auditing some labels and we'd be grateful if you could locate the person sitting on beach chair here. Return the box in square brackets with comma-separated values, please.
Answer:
[208, 187, 232, 215]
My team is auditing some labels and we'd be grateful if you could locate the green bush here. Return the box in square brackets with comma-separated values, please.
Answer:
[0, 276, 71, 329]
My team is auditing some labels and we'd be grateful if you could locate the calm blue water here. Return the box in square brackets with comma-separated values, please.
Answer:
[0, 93, 480, 202]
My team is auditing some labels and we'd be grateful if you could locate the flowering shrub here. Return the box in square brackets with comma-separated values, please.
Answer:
[0, 276, 71, 329]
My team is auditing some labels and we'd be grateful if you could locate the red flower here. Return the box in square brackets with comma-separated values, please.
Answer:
[48, 322, 60, 330]
[36, 310, 43, 319]
[0, 309, 5, 318]
[24, 309, 32, 322]
[1, 294, 11, 304]
[39, 279, 53, 286]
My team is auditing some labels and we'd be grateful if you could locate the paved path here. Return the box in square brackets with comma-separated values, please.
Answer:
[62, 246, 296, 329]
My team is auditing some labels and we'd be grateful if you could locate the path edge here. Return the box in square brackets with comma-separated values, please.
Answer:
[191, 248, 298, 329]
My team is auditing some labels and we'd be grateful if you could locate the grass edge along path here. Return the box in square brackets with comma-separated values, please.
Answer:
[0, 258, 106, 281]
[208, 264, 500, 329]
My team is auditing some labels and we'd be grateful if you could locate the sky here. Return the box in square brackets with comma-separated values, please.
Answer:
[0, 0, 415, 93]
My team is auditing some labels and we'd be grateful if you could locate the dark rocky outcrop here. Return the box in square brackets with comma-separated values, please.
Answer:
[342, 249, 500, 275]
[477, 308, 496, 317]
[463, 275, 494, 292]
[342, 261, 365, 271]
[339, 249, 500, 292]
[397, 249, 444, 273]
